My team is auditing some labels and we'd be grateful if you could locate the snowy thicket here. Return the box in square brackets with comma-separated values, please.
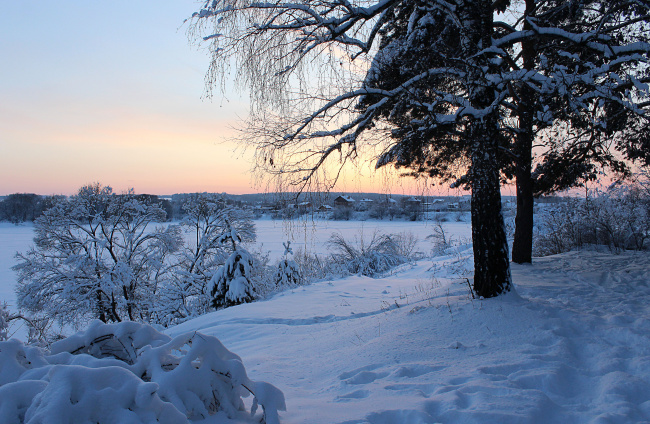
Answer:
[13, 184, 183, 327]
[163, 195, 256, 324]
[12, 189, 268, 329]
[0, 321, 285, 424]
[535, 183, 650, 256]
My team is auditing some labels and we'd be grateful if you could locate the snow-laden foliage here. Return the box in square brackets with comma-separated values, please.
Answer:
[328, 231, 414, 277]
[0, 321, 285, 424]
[163, 194, 256, 324]
[210, 221, 257, 308]
[0, 303, 10, 342]
[274, 241, 302, 288]
[534, 184, 650, 256]
[13, 184, 183, 327]
[12, 189, 265, 329]
[0, 304, 52, 346]
[275, 259, 302, 287]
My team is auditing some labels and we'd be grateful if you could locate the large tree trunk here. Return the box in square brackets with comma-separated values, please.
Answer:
[471, 124, 513, 298]
[511, 0, 537, 264]
[461, 0, 512, 297]
[512, 94, 534, 264]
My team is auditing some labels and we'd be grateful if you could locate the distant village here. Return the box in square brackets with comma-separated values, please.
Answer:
[166, 192, 522, 221]
[1, 191, 573, 223]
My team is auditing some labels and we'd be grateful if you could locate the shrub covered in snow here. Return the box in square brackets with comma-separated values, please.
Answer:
[274, 242, 302, 288]
[327, 231, 415, 277]
[534, 184, 650, 256]
[13, 184, 183, 327]
[0, 321, 285, 424]
[210, 221, 257, 308]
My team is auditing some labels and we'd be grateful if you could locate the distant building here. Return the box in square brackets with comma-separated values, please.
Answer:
[334, 195, 355, 207]
[297, 201, 312, 213]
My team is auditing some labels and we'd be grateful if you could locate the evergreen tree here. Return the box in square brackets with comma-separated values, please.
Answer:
[210, 220, 256, 308]
[275, 241, 302, 287]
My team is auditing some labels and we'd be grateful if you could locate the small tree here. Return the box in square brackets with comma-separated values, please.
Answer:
[13, 184, 182, 327]
[274, 241, 302, 287]
[165, 194, 256, 322]
[210, 220, 256, 308]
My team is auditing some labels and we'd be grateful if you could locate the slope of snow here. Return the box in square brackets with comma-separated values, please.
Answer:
[169, 250, 650, 423]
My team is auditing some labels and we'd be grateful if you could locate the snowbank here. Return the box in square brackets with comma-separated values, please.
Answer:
[0, 321, 285, 424]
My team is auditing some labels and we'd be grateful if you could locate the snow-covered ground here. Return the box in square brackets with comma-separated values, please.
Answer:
[0, 223, 35, 310]
[168, 249, 650, 423]
[2, 220, 650, 423]
[0, 219, 471, 309]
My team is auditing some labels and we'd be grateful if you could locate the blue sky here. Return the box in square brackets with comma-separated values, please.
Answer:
[0, 1, 464, 197]
[0, 1, 256, 195]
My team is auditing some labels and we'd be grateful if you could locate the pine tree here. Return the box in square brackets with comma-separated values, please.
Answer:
[210, 220, 256, 308]
[275, 241, 302, 287]
[189, 0, 650, 296]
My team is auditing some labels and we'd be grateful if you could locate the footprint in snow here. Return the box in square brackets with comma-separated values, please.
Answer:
[334, 389, 370, 402]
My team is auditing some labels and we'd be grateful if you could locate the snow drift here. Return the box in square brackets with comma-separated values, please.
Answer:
[0, 321, 285, 424]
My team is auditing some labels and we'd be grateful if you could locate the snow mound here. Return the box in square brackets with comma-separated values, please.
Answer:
[0, 321, 285, 424]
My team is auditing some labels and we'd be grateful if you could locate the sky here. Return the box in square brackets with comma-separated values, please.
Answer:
[0, 1, 258, 196]
[0, 1, 457, 197]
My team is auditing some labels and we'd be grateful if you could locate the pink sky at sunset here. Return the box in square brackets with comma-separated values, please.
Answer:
[0, 1, 471, 198]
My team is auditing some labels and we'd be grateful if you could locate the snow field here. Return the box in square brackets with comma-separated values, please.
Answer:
[0, 223, 34, 310]
[169, 249, 650, 423]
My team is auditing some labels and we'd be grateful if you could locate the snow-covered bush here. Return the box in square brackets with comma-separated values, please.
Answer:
[274, 242, 302, 288]
[291, 248, 330, 283]
[327, 231, 415, 277]
[0, 321, 285, 424]
[13, 184, 182, 327]
[163, 194, 256, 324]
[0, 303, 10, 342]
[210, 221, 257, 308]
[534, 184, 650, 256]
